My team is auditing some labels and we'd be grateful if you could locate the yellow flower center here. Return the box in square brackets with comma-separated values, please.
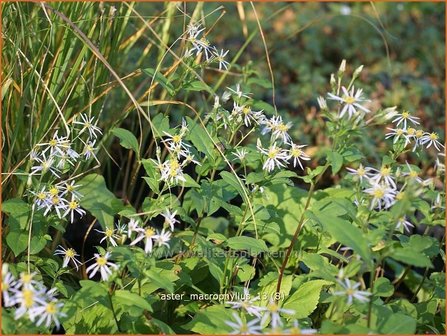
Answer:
[373, 188, 385, 198]
[380, 167, 391, 176]
[396, 129, 404, 136]
[407, 128, 416, 136]
[52, 196, 60, 205]
[37, 192, 46, 200]
[409, 170, 418, 178]
[429, 132, 438, 140]
[67, 184, 74, 192]
[267, 302, 279, 312]
[268, 148, 280, 159]
[344, 96, 356, 104]
[415, 130, 424, 138]
[96, 256, 107, 266]
[49, 187, 59, 196]
[357, 167, 366, 176]
[105, 228, 114, 238]
[2, 282, 9, 291]
[68, 201, 79, 209]
[145, 228, 155, 238]
[23, 289, 34, 308]
[66, 248, 76, 258]
[242, 106, 251, 115]
[277, 123, 289, 132]
[172, 135, 182, 144]
[291, 148, 303, 158]
[49, 139, 57, 147]
[401, 111, 409, 119]
[46, 302, 57, 314]
[21, 273, 32, 284]
[346, 288, 355, 296]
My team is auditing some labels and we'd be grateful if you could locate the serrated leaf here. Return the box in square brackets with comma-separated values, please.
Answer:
[283, 280, 331, 318]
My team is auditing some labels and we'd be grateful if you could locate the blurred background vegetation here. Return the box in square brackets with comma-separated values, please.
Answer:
[2, 1, 445, 202]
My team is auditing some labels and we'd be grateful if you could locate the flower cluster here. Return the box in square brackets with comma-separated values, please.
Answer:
[1, 265, 66, 329]
[29, 113, 102, 223]
[185, 23, 230, 70]
[385, 110, 444, 152]
[210, 83, 311, 174]
[154, 120, 201, 185]
[224, 289, 315, 334]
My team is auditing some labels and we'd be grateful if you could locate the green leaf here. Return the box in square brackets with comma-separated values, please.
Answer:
[111, 128, 139, 155]
[311, 208, 372, 265]
[378, 313, 416, 334]
[1, 198, 29, 215]
[373, 277, 394, 297]
[184, 80, 212, 93]
[145, 269, 175, 293]
[253, 184, 308, 247]
[186, 116, 216, 162]
[141, 159, 160, 193]
[284, 280, 331, 318]
[227, 236, 269, 256]
[143, 68, 175, 95]
[392, 248, 433, 268]
[151, 114, 171, 138]
[113, 290, 152, 312]
[78, 174, 124, 228]
[6, 230, 28, 257]
[327, 151, 344, 175]
[183, 305, 234, 334]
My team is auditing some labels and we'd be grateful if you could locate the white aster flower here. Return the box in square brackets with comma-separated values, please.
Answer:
[402, 162, 423, 184]
[63, 196, 86, 223]
[225, 312, 262, 335]
[284, 320, 317, 335]
[154, 229, 171, 248]
[82, 140, 97, 160]
[160, 158, 187, 185]
[73, 113, 102, 139]
[226, 288, 264, 318]
[257, 140, 289, 172]
[333, 278, 371, 305]
[392, 110, 420, 129]
[29, 300, 66, 329]
[95, 227, 120, 247]
[385, 127, 409, 145]
[38, 131, 70, 157]
[162, 209, 179, 231]
[86, 252, 118, 281]
[233, 148, 248, 162]
[127, 218, 141, 238]
[13, 287, 47, 321]
[346, 164, 372, 183]
[327, 86, 370, 119]
[261, 299, 295, 328]
[395, 216, 414, 233]
[288, 143, 310, 169]
[368, 166, 396, 189]
[130, 227, 157, 254]
[30, 153, 60, 178]
[420, 132, 444, 151]
[1, 266, 18, 307]
[227, 84, 251, 100]
[213, 48, 230, 70]
[54, 245, 82, 270]
[364, 183, 396, 210]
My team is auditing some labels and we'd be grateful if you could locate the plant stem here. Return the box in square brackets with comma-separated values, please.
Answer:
[276, 163, 329, 297]
[108, 291, 121, 332]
